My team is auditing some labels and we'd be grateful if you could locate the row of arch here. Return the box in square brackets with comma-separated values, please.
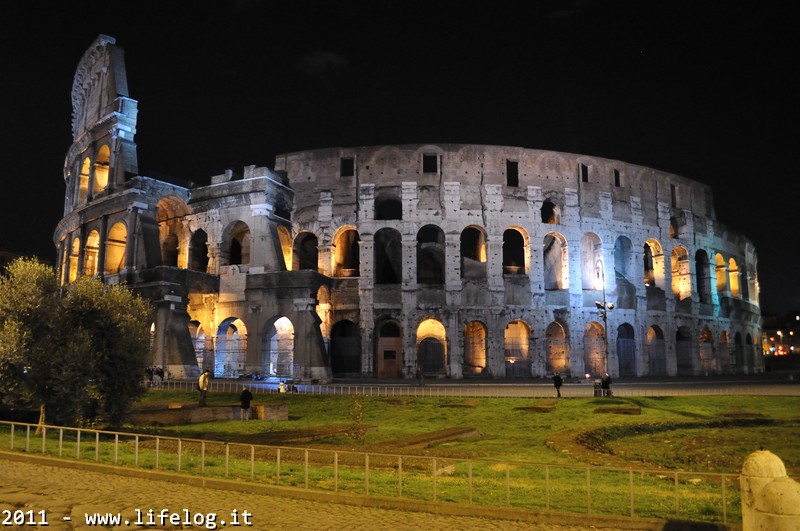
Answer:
[188, 311, 757, 379]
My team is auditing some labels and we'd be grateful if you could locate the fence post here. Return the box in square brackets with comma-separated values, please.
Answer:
[155, 438, 160, 469]
[225, 443, 230, 478]
[334, 451, 338, 492]
[95, 432, 99, 462]
[9, 423, 14, 450]
[135, 435, 139, 467]
[276, 448, 281, 485]
[76, 430, 81, 460]
[365, 454, 369, 495]
[177, 439, 182, 472]
[432, 458, 437, 502]
[305, 449, 309, 489]
[398, 456, 403, 497]
[58, 428, 63, 457]
[40, 427, 46, 454]
[201, 442, 206, 475]
[250, 446, 255, 481]
[114, 433, 119, 465]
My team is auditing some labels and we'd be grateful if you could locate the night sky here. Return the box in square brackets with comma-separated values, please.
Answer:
[0, 1, 796, 315]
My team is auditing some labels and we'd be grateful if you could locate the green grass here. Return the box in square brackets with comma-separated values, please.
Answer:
[1, 392, 795, 524]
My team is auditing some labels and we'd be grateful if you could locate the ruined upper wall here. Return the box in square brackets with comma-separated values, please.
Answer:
[273, 144, 716, 223]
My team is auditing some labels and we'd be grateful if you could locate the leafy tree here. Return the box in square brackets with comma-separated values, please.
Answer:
[0, 257, 152, 427]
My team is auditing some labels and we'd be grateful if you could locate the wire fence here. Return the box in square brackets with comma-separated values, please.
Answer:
[0, 420, 740, 525]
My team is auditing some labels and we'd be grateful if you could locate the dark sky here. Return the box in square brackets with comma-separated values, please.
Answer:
[0, 1, 796, 315]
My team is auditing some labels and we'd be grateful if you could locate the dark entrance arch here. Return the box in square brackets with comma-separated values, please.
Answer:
[330, 320, 361, 376]
[418, 337, 445, 374]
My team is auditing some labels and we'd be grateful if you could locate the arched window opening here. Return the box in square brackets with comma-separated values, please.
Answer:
[374, 228, 402, 284]
[696, 250, 712, 305]
[375, 194, 402, 220]
[330, 320, 361, 375]
[614, 237, 633, 281]
[464, 321, 487, 376]
[156, 196, 191, 268]
[543, 233, 569, 290]
[417, 225, 445, 284]
[262, 316, 294, 378]
[162, 233, 179, 267]
[502, 228, 526, 275]
[504, 320, 531, 378]
[188, 321, 206, 370]
[583, 321, 605, 376]
[69, 237, 81, 283]
[715, 253, 728, 295]
[699, 327, 715, 374]
[375, 320, 403, 378]
[541, 199, 559, 224]
[416, 318, 447, 375]
[460, 226, 487, 279]
[227, 222, 251, 266]
[277, 226, 292, 270]
[78, 156, 90, 204]
[676, 326, 694, 376]
[645, 326, 666, 376]
[93, 145, 110, 194]
[293, 232, 318, 271]
[581, 233, 602, 290]
[671, 246, 691, 302]
[643, 243, 655, 287]
[733, 331, 745, 374]
[105, 222, 127, 274]
[188, 229, 209, 272]
[215, 318, 247, 378]
[545, 321, 568, 375]
[617, 323, 636, 377]
[84, 230, 100, 277]
[333, 228, 360, 277]
[728, 258, 740, 298]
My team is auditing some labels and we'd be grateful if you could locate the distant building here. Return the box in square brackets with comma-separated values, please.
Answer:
[53, 36, 763, 381]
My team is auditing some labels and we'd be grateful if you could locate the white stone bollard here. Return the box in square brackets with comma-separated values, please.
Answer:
[740, 449, 800, 531]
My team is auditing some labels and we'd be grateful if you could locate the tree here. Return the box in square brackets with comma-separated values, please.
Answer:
[0, 257, 152, 427]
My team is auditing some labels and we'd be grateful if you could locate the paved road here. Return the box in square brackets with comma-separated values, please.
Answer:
[0, 457, 649, 531]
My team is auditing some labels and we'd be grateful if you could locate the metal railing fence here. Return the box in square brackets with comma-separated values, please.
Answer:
[0, 420, 739, 525]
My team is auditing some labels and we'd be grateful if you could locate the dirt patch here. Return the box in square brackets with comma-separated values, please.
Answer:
[231, 424, 377, 445]
[719, 406, 762, 418]
[440, 399, 479, 408]
[368, 427, 479, 452]
[515, 399, 558, 412]
[594, 405, 641, 415]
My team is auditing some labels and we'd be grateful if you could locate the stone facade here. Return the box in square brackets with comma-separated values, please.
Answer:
[54, 36, 762, 382]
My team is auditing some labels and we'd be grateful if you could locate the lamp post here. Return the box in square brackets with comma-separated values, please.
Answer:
[595, 259, 614, 375]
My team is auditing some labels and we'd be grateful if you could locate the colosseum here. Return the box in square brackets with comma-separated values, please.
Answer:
[54, 36, 763, 382]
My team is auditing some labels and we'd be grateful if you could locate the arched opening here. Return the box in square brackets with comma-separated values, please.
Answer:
[676, 326, 694, 376]
[416, 318, 447, 375]
[645, 326, 666, 376]
[69, 237, 80, 283]
[671, 246, 691, 302]
[375, 320, 403, 378]
[277, 225, 292, 270]
[262, 316, 295, 377]
[696, 250, 712, 304]
[374, 228, 402, 284]
[316, 286, 331, 355]
[188, 229, 209, 272]
[733, 331, 745, 374]
[541, 199, 559, 224]
[293, 232, 319, 271]
[330, 320, 361, 375]
[643, 242, 656, 287]
[502, 228, 526, 275]
[93, 145, 110, 194]
[105, 222, 127, 274]
[543, 233, 568, 290]
[78, 156, 90, 204]
[699, 327, 715, 374]
[584, 321, 605, 376]
[417, 225, 445, 284]
[720, 330, 732, 374]
[504, 320, 530, 378]
[614, 236, 633, 281]
[545, 321, 569, 375]
[581, 233, 602, 290]
[728, 258, 740, 297]
[460, 226, 487, 279]
[215, 318, 247, 378]
[464, 321, 487, 377]
[375, 194, 402, 220]
[333, 228, 360, 277]
[188, 320, 206, 370]
[715, 253, 728, 296]
[84, 230, 100, 277]
[617, 323, 636, 377]
[157, 196, 190, 268]
[227, 222, 251, 266]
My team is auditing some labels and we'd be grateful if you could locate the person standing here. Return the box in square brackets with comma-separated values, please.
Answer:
[601, 373, 612, 397]
[198, 369, 210, 406]
[552, 372, 563, 398]
[239, 386, 254, 420]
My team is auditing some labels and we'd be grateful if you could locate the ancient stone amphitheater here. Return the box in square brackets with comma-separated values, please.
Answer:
[54, 36, 762, 383]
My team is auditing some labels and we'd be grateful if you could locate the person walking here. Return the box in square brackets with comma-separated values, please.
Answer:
[552, 371, 563, 398]
[601, 373, 612, 397]
[198, 369, 210, 406]
[239, 386, 254, 420]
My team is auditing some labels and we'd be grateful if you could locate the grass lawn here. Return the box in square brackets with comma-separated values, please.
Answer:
[131, 391, 800, 474]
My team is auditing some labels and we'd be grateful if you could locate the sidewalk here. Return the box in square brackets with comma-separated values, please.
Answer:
[0, 454, 682, 531]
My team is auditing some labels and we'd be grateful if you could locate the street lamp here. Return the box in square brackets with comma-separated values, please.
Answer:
[594, 259, 614, 375]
